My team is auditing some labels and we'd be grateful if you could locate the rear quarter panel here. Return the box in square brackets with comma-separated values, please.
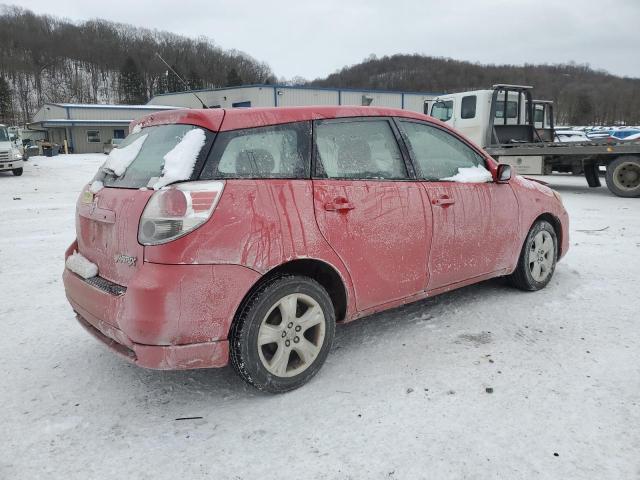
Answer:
[144, 180, 357, 316]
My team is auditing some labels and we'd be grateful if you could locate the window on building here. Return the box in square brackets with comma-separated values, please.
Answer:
[231, 101, 251, 108]
[87, 130, 101, 143]
[430, 100, 454, 122]
[460, 96, 477, 119]
[201, 122, 310, 179]
[314, 119, 407, 180]
[113, 129, 126, 139]
[399, 121, 485, 180]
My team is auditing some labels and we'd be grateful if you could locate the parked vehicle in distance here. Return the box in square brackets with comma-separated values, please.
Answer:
[103, 137, 124, 154]
[0, 124, 24, 176]
[610, 129, 640, 140]
[430, 85, 640, 197]
[555, 129, 590, 143]
[63, 106, 569, 392]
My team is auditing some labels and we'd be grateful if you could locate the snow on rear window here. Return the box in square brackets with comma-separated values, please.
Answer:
[97, 124, 212, 189]
[152, 128, 207, 189]
[441, 164, 493, 183]
[102, 134, 148, 176]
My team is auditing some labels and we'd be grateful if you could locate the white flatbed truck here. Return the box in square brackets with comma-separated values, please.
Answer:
[430, 84, 640, 197]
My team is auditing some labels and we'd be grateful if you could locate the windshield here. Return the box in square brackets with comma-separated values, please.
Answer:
[97, 124, 213, 188]
[0, 127, 9, 142]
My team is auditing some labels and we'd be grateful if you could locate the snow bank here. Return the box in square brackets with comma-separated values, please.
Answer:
[65, 252, 98, 279]
[102, 134, 148, 176]
[152, 128, 206, 190]
[442, 165, 493, 183]
[89, 180, 103, 193]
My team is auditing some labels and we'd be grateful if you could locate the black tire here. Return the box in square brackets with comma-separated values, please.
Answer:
[605, 156, 640, 198]
[229, 275, 336, 393]
[509, 220, 558, 291]
[12, 168, 23, 176]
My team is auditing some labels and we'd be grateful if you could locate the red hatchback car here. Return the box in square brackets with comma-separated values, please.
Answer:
[63, 106, 569, 392]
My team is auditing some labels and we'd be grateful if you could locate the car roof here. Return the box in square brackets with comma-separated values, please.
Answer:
[133, 106, 434, 132]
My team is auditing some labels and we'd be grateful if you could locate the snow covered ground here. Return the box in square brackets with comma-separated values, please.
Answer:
[1, 155, 639, 479]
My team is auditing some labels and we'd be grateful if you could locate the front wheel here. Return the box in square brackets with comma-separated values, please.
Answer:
[229, 275, 335, 393]
[12, 168, 23, 176]
[509, 220, 558, 291]
[605, 156, 640, 197]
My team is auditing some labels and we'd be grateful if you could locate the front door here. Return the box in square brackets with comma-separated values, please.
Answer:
[312, 118, 431, 312]
[397, 119, 519, 290]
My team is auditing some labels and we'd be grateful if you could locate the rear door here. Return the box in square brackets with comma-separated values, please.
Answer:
[396, 119, 519, 290]
[312, 117, 431, 312]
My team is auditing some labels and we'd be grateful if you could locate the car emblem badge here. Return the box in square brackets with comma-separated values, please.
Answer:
[114, 254, 137, 267]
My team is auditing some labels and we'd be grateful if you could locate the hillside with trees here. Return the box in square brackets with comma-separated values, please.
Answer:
[0, 5, 275, 124]
[311, 54, 640, 125]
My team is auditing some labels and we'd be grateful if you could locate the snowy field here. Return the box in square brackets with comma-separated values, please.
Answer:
[1, 155, 639, 480]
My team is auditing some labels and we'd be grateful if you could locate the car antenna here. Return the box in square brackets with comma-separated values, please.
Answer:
[155, 52, 208, 109]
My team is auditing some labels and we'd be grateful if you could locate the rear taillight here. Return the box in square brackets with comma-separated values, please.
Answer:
[138, 181, 225, 245]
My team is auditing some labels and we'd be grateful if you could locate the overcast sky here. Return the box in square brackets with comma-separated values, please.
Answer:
[15, 0, 640, 80]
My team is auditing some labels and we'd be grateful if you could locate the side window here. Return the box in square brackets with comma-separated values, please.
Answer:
[460, 96, 476, 119]
[399, 121, 486, 180]
[314, 119, 407, 180]
[430, 100, 453, 122]
[113, 129, 126, 139]
[201, 122, 310, 179]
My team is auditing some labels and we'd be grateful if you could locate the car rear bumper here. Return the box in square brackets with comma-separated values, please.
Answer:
[63, 252, 260, 369]
[72, 307, 229, 369]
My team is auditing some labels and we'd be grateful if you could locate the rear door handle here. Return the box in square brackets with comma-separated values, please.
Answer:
[324, 197, 355, 212]
[432, 196, 455, 207]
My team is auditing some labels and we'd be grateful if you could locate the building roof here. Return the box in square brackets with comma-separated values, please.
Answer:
[148, 83, 442, 100]
[51, 103, 176, 110]
[133, 105, 436, 132]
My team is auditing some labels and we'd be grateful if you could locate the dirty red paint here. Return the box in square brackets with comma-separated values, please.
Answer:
[64, 106, 569, 370]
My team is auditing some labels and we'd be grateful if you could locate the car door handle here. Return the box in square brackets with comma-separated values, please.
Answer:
[432, 196, 455, 207]
[324, 198, 355, 212]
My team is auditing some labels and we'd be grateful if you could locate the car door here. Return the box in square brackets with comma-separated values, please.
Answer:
[312, 117, 431, 312]
[396, 119, 519, 290]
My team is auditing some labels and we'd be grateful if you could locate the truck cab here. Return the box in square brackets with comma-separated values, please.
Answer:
[430, 85, 531, 148]
[0, 124, 24, 176]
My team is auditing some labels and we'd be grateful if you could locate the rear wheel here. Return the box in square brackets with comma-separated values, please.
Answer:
[509, 220, 558, 291]
[12, 168, 23, 176]
[605, 156, 640, 197]
[229, 275, 335, 393]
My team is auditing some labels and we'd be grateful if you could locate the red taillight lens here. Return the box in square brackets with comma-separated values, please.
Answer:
[138, 181, 225, 245]
[157, 189, 188, 217]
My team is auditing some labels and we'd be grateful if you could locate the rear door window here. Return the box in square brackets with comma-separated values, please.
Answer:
[314, 119, 408, 179]
[201, 122, 311, 179]
[100, 124, 214, 188]
[460, 96, 477, 119]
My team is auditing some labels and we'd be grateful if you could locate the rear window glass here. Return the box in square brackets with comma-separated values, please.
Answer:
[200, 122, 311, 179]
[98, 124, 213, 188]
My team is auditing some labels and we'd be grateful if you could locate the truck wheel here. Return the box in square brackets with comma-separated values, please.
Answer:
[12, 168, 23, 176]
[509, 220, 558, 291]
[230, 275, 336, 393]
[605, 156, 640, 197]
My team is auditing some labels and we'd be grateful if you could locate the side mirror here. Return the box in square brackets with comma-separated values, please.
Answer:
[497, 163, 512, 182]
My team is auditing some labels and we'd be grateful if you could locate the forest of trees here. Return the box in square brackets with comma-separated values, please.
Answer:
[311, 54, 640, 125]
[1, 6, 639, 127]
[0, 5, 275, 124]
